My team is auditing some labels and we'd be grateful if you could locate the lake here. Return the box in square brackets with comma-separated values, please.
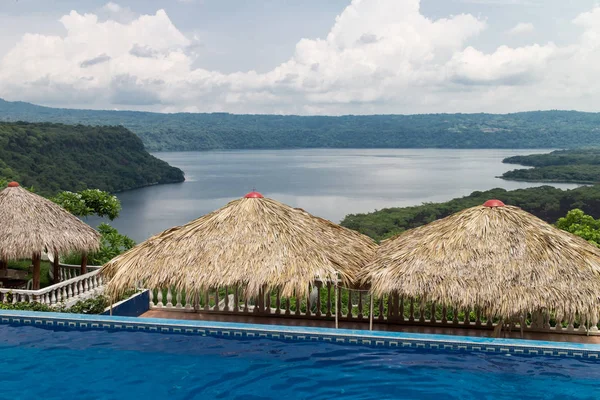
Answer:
[91, 149, 579, 242]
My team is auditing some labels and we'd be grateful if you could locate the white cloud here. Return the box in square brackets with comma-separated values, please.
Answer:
[0, 1, 599, 114]
[103, 2, 122, 13]
[507, 22, 535, 35]
[447, 43, 555, 85]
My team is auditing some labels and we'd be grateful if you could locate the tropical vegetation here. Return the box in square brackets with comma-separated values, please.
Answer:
[50, 188, 135, 265]
[556, 209, 600, 248]
[3, 98, 600, 151]
[502, 149, 600, 184]
[0, 121, 184, 195]
[340, 185, 600, 241]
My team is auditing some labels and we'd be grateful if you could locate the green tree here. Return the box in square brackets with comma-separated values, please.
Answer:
[52, 189, 121, 220]
[89, 223, 135, 265]
[556, 209, 600, 247]
[51, 189, 134, 264]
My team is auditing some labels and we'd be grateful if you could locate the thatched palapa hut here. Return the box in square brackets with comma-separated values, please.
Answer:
[361, 199, 600, 329]
[103, 191, 377, 300]
[0, 182, 101, 289]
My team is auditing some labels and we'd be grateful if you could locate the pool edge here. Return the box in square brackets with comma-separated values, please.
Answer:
[1, 310, 599, 359]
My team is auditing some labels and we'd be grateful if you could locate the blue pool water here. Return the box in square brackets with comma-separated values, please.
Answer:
[0, 324, 598, 399]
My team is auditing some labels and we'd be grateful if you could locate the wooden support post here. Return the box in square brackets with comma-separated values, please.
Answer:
[81, 253, 88, 275]
[258, 287, 265, 313]
[53, 253, 60, 284]
[335, 283, 339, 329]
[0, 259, 7, 271]
[369, 294, 374, 331]
[32, 253, 41, 290]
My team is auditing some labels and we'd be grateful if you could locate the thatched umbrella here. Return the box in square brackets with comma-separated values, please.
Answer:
[0, 182, 101, 288]
[361, 199, 600, 330]
[103, 191, 377, 301]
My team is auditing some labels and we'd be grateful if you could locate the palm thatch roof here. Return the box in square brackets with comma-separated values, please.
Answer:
[103, 192, 377, 299]
[361, 200, 600, 324]
[0, 183, 101, 260]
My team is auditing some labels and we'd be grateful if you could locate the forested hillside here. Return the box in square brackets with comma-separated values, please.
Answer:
[0, 122, 184, 195]
[502, 149, 600, 184]
[340, 185, 600, 241]
[2, 98, 600, 151]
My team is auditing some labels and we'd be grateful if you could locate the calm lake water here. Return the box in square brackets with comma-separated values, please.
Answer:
[91, 149, 579, 242]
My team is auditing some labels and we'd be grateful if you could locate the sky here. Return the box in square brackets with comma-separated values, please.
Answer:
[0, 0, 599, 115]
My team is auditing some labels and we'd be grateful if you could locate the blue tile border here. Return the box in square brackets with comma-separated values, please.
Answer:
[0, 310, 599, 359]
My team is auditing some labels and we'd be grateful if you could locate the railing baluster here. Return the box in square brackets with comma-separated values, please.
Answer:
[567, 313, 575, 332]
[336, 286, 342, 319]
[555, 315, 563, 331]
[430, 302, 436, 323]
[409, 298, 415, 322]
[419, 301, 426, 323]
[315, 282, 322, 317]
[378, 296, 384, 321]
[266, 288, 272, 314]
[157, 288, 163, 308]
[166, 287, 173, 308]
[441, 305, 448, 324]
[389, 294, 397, 320]
[487, 313, 494, 328]
[326, 283, 332, 317]
[214, 287, 219, 311]
[233, 286, 239, 312]
[357, 291, 363, 320]
[275, 288, 281, 315]
[148, 289, 155, 307]
[176, 290, 182, 309]
[204, 290, 210, 311]
[184, 290, 192, 310]
[295, 290, 301, 316]
[306, 286, 312, 317]
[347, 290, 353, 318]
[224, 286, 230, 312]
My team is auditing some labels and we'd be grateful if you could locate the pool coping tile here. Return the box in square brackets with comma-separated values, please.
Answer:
[0, 310, 599, 359]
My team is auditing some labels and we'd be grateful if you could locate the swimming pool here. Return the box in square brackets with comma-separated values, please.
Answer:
[0, 311, 598, 399]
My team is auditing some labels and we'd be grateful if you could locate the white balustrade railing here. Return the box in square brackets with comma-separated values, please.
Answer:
[48, 263, 102, 282]
[0, 269, 104, 307]
[148, 283, 600, 336]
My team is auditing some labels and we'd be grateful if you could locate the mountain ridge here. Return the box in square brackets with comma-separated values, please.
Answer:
[2, 98, 600, 152]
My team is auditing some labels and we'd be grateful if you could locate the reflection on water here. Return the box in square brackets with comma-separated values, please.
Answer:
[87, 149, 579, 242]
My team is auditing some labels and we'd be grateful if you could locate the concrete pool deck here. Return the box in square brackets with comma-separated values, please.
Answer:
[142, 309, 600, 345]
